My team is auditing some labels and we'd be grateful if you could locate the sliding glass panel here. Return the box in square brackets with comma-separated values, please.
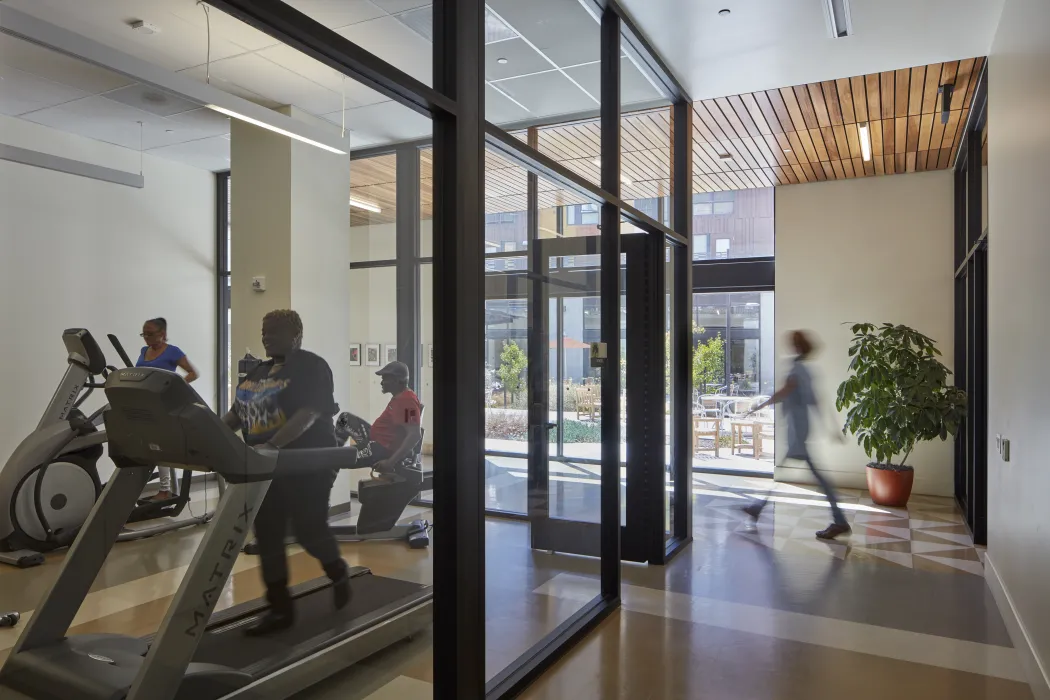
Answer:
[486, 151, 603, 684]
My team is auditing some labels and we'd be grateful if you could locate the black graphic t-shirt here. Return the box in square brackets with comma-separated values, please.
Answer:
[233, 349, 337, 449]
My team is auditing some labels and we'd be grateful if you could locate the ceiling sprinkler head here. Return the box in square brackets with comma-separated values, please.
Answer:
[718, 8, 731, 16]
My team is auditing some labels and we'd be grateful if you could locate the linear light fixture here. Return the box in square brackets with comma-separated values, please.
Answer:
[822, 0, 853, 38]
[207, 105, 347, 155]
[858, 122, 872, 162]
[348, 196, 382, 213]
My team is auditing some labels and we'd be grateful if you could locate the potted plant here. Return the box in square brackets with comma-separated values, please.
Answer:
[835, 323, 967, 507]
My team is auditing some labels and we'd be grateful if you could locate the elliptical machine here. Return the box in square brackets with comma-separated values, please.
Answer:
[0, 328, 217, 568]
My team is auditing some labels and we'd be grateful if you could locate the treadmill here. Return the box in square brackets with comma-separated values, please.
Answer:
[0, 367, 432, 700]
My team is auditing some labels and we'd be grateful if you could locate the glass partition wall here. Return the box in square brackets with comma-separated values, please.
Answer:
[206, 0, 693, 697]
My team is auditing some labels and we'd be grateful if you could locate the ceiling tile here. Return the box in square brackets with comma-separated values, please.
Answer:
[337, 16, 434, 87]
[0, 34, 133, 94]
[103, 83, 201, 117]
[147, 134, 230, 172]
[155, 107, 232, 146]
[282, 0, 388, 29]
[487, 0, 600, 69]
[371, 0, 432, 13]
[563, 57, 664, 107]
[495, 71, 596, 119]
[485, 38, 553, 82]
[0, 64, 89, 116]
[159, 0, 281, 52]
[327, 101, 432, 148]
[22, 95, 183, 150]
[253, 45, 388, 108]
[175, 66, 282, 109]
[4, 0, 252, 72]
[188, 52, 344, 116]
[486, 84, 532, 126]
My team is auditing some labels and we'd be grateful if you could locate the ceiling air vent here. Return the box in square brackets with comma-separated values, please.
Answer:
[822, 0, 853, 38]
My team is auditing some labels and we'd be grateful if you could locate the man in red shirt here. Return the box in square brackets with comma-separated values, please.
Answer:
[336, 361, 423, 473]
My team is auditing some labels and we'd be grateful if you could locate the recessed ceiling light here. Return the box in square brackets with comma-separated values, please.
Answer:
[718, 8, 731, 16]
[822, 0, 853, 38]
[858, 122, 872, 161]
[497, 57, 509, 65]
[783, 148, 792, 153]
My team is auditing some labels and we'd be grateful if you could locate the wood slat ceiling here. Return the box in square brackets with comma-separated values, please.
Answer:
[691, 57, 984, 191]
[350, 57, 983, 225]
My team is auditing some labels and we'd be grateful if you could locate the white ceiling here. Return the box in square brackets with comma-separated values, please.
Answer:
[4, 0, 996, 175]
[0, 0, 664, 172]
[618, 0, 1004, 101]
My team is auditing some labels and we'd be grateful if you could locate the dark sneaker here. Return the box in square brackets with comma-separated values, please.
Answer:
[741, 502, 765, 520]
[743, 503, 768, 520]
[325, 560, 353, 611]
[332, 571, 352, 610]
[815, 523, 852, 540]
[243, 610, 294, 636]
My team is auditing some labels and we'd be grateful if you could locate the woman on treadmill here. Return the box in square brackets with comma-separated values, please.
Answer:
[137, 317, 199, 502]
[222, 309, 350, 636]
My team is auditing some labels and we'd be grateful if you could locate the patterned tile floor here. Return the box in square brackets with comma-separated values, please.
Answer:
[693, 474, 985, 576]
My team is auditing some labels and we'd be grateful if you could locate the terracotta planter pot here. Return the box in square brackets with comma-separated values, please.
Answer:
[866, 465, 915, 507]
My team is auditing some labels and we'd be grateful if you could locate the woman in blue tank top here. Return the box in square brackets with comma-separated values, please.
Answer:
[137, 317, 199, 501]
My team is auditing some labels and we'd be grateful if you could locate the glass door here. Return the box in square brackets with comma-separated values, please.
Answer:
[527, 234, 678, 563]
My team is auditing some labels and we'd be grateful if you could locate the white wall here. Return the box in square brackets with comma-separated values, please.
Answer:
[986, 0, 1050, 695]
[0, 115, 217, 480]
[774, 170, 955, 496]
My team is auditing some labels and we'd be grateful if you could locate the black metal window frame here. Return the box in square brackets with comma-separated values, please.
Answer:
[215, 170, 230, 416]
[952, 63, 988, 546]
[204, 0, 692, 696]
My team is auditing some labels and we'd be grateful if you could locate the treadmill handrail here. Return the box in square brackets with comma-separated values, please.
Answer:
[270, 445, 358, 476]
[104, 368, 356, 483]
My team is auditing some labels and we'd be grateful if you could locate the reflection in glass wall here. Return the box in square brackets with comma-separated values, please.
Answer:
[692, 188, 775, 260]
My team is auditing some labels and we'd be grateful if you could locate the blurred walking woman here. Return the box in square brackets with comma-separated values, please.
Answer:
[137, 317, 199, 501]
[222, 309, 350, 636]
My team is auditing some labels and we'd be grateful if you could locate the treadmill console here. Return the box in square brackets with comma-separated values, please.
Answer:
[61, 328, 107, 375]
[104, 368, 274, 483]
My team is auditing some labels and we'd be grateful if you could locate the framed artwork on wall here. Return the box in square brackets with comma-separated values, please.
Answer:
[365, 344, 380, 366]
[349, 344, 361, 366]
[384, 344, 397, 364]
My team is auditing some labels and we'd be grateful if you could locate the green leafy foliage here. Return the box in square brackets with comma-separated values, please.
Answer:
[693, 330, 725, 394]
[663, 324, 724, 395]
[835, 322, 967, 468]
[497, 341, 527, 403]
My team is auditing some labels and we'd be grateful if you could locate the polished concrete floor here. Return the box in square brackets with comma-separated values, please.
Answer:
[0, 474, 1032, 700]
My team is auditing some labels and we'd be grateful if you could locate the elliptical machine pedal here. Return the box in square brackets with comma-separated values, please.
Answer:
[406, 519, 430, 549]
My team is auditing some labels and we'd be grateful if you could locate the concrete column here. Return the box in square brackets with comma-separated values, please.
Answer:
[229, 105, 351, 422]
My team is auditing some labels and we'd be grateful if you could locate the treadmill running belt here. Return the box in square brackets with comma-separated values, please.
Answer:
[192, 574, 428, 675]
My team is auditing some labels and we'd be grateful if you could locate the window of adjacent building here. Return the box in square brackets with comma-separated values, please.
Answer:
[567, 203, 600, 226]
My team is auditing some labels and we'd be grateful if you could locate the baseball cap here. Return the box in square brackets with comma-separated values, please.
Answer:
[376, 361, 410, 382]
